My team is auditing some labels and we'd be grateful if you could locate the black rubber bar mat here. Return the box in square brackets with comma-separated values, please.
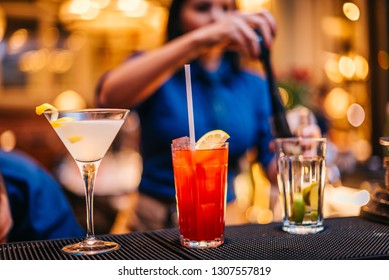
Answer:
[1, 217, 389, 260]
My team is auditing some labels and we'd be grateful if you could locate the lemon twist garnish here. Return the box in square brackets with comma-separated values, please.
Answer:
[35, 103, 58, 121]
[35, 103, 57, 115]
[49, 117, 76, 128]
[195, 129, 230, 149]
[36, 103, 76, 127]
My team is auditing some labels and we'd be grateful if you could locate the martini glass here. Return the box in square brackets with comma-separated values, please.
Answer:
[43, 108, 129, 255]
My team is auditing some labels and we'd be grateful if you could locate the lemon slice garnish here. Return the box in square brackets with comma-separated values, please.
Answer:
[35, 103, 58, 121]
[195, 129, 230, 149]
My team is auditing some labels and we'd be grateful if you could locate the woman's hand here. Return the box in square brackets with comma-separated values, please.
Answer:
[98, 8, 278, 108]
[195, 9, 277, 59]
[298, 124, 322, 138]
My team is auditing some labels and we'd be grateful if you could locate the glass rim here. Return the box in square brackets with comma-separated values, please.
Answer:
[275, 137, 327, 142]
[42, 108, 130, 114]
[171, 142, 229, 149]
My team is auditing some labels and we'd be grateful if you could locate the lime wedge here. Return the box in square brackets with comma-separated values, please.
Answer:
[302, 182, 319, 207]
[310, 211, 318, 221]
[303, 185, 311, 206]
[291, 193, 305, 223]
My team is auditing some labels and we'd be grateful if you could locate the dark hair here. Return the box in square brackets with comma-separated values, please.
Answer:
[166, 0, 240, 71]
[166, 0, 187, 41]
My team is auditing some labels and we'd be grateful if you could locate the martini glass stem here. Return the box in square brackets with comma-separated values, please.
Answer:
[77, 160, 101, 241]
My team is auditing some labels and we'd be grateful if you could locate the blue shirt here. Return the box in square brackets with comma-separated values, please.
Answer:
[131, 57, 275, 202]
[0, 150, 84, 242]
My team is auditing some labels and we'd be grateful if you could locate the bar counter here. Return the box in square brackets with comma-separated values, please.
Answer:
[1, 216, 389, 260]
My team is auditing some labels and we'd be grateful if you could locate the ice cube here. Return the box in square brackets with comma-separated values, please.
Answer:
[172, 136, 191, 149]
[172, 136, 190, 145]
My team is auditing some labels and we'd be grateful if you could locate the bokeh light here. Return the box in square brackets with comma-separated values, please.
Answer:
[0, 130, 16, 152]
[347, 103, 365, 127]
[325, 57, 343, 83]
[343, 2, 360, 21]
[351, 139, 372, 162]
[378, 50, 389, 70]
[278, 87, 291, 107]
[47, 50, 74, 73]
[354, 55, 369, 80]
[123, 0, 149, 17]
[354, 190, 370, 206]
[325, 54, 368, 82]
[324, 87, 350, 119]
[118, 0, 141, 12]
[53, 90, 87, 110]
[81, 3, 100, 20]
[19, 49, 49, 72]
[0, 5, 6, 42]
[8, 29, 28, 54]
[69, 0, 91, 15]
[238, 0, 270, 11]
[93, 0, 110, 9]
[246, 206, 273, 224]
[66, 31, 87, 51]
[339, 56, 356, 79]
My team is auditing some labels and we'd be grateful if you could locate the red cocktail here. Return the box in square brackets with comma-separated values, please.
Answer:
[172, 141, 228, 249]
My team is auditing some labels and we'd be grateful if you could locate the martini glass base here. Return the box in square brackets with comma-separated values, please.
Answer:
[61, 239, 120, 256]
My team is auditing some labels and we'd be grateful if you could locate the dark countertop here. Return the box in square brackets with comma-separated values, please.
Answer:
[1, 216, 389, 260]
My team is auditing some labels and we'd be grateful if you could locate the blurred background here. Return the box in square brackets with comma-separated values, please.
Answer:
[0, 0, 388, 232]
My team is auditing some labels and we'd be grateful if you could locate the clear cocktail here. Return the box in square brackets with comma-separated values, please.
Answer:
[52, 118, 124, 162]
[39, 107, 129, 255]
[275, 137, 327, 234]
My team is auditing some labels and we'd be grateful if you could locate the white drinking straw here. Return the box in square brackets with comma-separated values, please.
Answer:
[185, 64, 196, 149]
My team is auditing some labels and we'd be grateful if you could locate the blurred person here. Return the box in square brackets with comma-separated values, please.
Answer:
[0, 149, 84, 243]
[96, 0, 280, 231]
[0, 172, 12, 243]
